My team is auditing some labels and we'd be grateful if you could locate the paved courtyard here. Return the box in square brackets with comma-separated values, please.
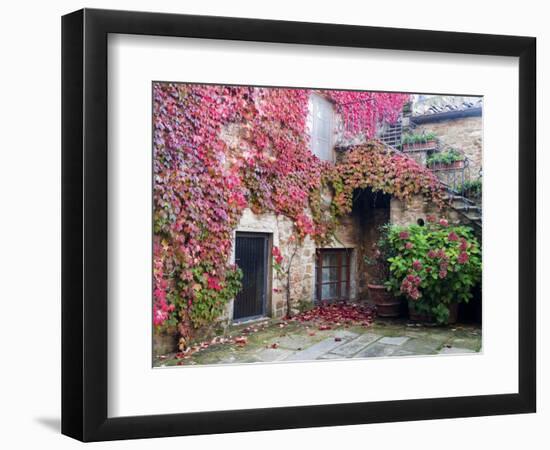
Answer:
[154, 318, 482, 367]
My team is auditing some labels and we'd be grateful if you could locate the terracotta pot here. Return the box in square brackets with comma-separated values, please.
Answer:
[403, 140, 437, 152]
[368, 284, 401, 317]
[430, 160, 464, 170]
[447, 302, 459, 324]
[408, 301, 459, 324]
[408, 300, 433, 322]
[449, 160, 464, 169]
[423, 140, 437, 149]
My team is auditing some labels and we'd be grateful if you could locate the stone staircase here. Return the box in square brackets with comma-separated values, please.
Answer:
[377, 118, 482, 231]
[442, 192, 482, 229]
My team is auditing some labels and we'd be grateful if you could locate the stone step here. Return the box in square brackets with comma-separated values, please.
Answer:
[466, 216, 482, 223]
[453, 204, 481, 214]
[442, 193, 476, 205]
[445, 197, 482, 227]
[449, 199, 475, 209]
[462, 212, 482, 223]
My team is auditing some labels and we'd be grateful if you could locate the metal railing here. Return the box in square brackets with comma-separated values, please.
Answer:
[376, 116, 481, 223]
[338, 104, 481, 225]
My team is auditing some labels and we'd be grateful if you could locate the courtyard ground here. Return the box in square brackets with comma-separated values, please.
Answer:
[154, 312, 482, 367]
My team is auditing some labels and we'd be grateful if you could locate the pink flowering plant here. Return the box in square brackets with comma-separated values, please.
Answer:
[385, 217, 481, 324]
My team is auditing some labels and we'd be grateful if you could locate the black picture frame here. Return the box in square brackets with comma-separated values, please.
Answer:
[61, 8, 536, 442]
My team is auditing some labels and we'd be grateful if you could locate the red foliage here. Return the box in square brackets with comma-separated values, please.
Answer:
[330, 142, 444, 217]
[153, 83, 409, 332]
[325, 90, 408, 138]
[291, 302, 376, 329]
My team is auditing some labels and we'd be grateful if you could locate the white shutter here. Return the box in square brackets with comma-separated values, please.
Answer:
[311, 94, 334, 161]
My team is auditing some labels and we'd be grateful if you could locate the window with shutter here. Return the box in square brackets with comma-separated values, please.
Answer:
[311, 94, 335, 161]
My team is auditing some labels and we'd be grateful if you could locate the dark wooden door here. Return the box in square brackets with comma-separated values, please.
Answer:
[233, 233, 268, 320]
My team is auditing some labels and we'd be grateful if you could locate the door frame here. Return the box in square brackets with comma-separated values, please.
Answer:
[232, 232, 272, 322]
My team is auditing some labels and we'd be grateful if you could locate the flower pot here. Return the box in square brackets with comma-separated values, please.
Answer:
[367, 284, 401, 317]
[403, 140, 437, 152]
[447, 302, 459, 324]
[408, 301, 459, 324]
[423, 140, 437, 149]
[408, 300, 433, 322]
[429, 160, 464, 170]
[450, 160, 464, 169]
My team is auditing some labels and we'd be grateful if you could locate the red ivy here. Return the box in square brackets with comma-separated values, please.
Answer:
[153, 84, 412, 332]
[330, 142, 444, 216]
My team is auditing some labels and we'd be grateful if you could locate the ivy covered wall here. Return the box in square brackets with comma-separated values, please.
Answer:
[152, 82, 448, 342]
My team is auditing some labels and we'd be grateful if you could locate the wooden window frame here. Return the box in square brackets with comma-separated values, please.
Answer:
[315, 249, 351, 302]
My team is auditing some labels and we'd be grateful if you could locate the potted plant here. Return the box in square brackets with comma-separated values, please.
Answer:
[365, 227, 401, 317]
[385, 217, 481, 325]
[427, 148, 464, 170]
[402, 132, 437, 152]
[458, 179, 482, 200]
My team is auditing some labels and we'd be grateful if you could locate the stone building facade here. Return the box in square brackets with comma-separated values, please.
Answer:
[415, 116, 482, 180]
[219, 94, 481, 324]
[410, 95, 483, 180]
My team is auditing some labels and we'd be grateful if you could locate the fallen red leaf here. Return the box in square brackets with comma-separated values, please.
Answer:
[290, 302, 376, 329]
[234, 336, 248, 346]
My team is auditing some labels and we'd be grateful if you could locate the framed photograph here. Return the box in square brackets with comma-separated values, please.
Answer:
[61, 8, 536, 442]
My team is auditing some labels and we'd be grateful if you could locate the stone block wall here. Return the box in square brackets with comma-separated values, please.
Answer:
[390, 195, 463, 227]
[402, 149, 429, 166]
[225, 206, 368, 321]
[415, 116, 483, 180]
[226, 208, 321, 320]
[217, 99, 482, 325]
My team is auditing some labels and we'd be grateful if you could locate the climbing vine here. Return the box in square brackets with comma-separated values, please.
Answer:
[329, 141, 444, 217]
[324, 90, 408, 137]
[152, 83, 428, 338]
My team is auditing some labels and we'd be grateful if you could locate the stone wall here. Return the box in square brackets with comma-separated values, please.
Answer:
[390, 195, 462, 227]
[218, 99, 482, 325]
[219, 101, 371, 322]
[226, 207, 368, 320]
[228, 209, 315, 319]
[415, 116, 483, 180]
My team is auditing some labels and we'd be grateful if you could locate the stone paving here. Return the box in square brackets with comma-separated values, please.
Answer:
[154, 319, 482, 367]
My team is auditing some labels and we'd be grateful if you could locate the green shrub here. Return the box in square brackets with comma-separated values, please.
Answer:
[384, 218, 481, 324]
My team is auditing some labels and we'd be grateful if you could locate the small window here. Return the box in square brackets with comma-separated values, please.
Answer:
[315, 249, 351, 302]
[311, 94, 334, 161]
